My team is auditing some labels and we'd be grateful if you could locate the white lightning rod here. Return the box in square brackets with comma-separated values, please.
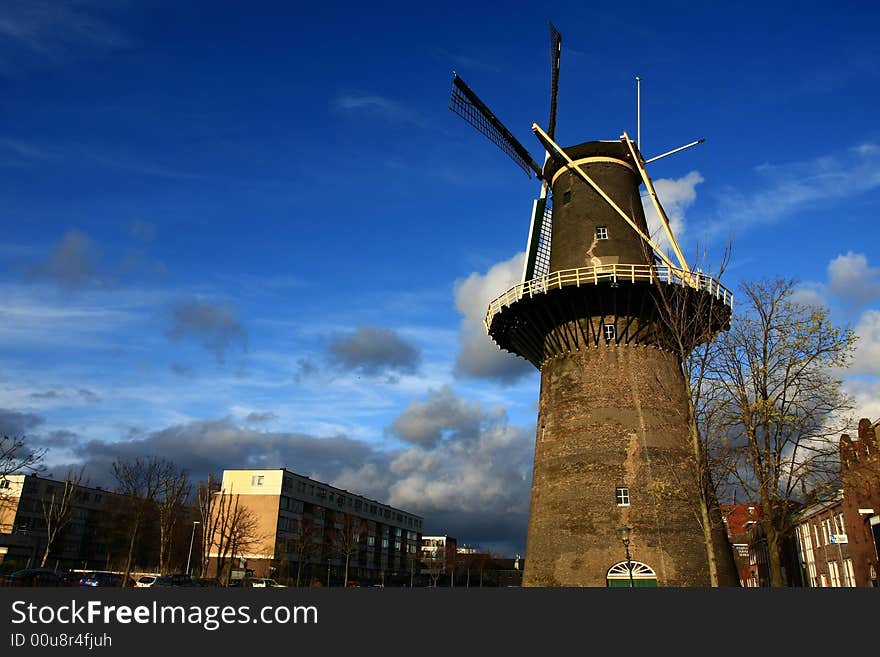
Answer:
[636, 76, 641, 150]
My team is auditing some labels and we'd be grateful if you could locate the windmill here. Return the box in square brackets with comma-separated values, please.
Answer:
[447, 24, 739, 587]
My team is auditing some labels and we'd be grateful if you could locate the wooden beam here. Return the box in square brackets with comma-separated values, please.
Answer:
[621, 132, 691, 274]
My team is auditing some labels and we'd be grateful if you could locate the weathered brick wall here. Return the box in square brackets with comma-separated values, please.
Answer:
[523, 344, 713, 587]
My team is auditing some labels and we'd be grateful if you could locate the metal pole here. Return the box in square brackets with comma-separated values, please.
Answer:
[185, 521, 200, 577]
[644, 139, 705, 164]
[327, 559, 331, 587]
[625, 542, 635, 588]
[636, 76, 641, 150]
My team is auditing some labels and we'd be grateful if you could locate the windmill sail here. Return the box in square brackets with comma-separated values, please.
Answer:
[449, 74, 543, 178]
[548, 22, 562, 140]
[522, 195, 553, 282]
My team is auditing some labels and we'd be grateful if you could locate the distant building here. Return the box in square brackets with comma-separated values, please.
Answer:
[420, 535, 457, 585]
[790, 418, 880, 588]
[0, 474, 124, 572]
[839, 419, 880, 586]
[721, 504, 762, 587]
[207, 469, 422, 586]
[793, 491, 854, 587]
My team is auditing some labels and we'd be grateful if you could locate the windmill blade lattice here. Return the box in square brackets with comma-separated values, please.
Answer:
[547, 22, 562, 140]
[449, 74, 543, 178]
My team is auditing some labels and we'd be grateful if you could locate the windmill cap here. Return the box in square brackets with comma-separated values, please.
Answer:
[542, 139, 637, 182]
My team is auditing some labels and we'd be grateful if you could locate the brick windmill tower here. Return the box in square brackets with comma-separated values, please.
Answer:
[449, 24, 739, 586]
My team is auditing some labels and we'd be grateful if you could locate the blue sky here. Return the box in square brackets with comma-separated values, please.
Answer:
[1, 1, 879, 555]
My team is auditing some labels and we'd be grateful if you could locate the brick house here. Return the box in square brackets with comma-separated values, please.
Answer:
[839, 418, 880, 586]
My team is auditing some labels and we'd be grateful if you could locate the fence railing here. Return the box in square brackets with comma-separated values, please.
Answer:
[485, 263, 733, 331]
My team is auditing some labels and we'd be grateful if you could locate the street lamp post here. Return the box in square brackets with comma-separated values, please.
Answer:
[617, 524, 635, 589]
[185, 521, 201, 577]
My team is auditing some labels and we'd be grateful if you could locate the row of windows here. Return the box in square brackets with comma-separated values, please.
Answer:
[808, 513, 847, 548]
[263, 475, 422, 529]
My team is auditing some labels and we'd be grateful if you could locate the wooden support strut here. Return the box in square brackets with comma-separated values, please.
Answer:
[620, 132, 691, 275]
[531, 124, 682, 276]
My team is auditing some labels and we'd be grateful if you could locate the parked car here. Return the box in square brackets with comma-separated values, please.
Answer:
[135, 575, 157, 588]
[193, 577, 221, 587]
[250, 578, 286, 588]
[58, 571, 85, 586]
[152, 574, 194, 587]
[80, 572, 134, 587]
[5, 568, 62, 587]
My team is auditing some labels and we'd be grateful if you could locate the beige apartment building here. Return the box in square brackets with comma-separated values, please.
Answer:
[207, 469, 423, 586]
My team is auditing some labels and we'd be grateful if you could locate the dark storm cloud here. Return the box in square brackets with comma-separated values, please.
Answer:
[327, 325, 420, 378]
[37, 429, 80, 449]
[170, 363, 194, 377]
[293, 357, 318, 382]
[49, 386, 534, 554]
[0, 408, 45, 436]
[166, 299, 247, 364]
[26, 388, 100, 403]
[386, 385, 482, 447]
[422, 510, 528, 556]
[28, 390, 63, 400]
[27, 229, 104, 289]
[61, 419, 382, 489]
[77, 388, 100, 403]
[244, 411, 278, 424]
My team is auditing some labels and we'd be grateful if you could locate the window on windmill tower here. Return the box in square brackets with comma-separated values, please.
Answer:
[615, 487, 630, 506]
[596, 226, 608, 240]
[563, 190, 572, 204]
[604, 323, 616, 341]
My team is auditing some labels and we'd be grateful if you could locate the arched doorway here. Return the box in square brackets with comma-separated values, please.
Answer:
[606, 561, 658, 588]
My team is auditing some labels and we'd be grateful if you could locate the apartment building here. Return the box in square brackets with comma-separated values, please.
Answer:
[0, 474, 121, 572]
[207, 469, 423, 586]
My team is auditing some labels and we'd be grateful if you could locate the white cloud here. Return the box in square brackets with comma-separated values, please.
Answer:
[841, 377, 880, 425]
[706, 142, 880, 240]
[641, 170, 704, 260]
[790, 283, 826, 308]
[452, 252, 534, 383]
[384, 390, 532, 517]
[827, 252, 880, 303]
[849, 310, 880, 376]
[331, 94, 423, 126]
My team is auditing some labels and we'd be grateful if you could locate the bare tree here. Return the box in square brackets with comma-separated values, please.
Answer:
[197, 473, 221, 577]
[708, 277, 856, 586]
[1, 435, 46, 514]
[112, 457, 173, 586]
[330, 511, 366, 587]
[157, 465, 191, 574]
[221, 499, 264, 585]
[648, 246, 736, 585]
[39, 468, 85, 568]
[288, 518, 320, 587]
[420, 542, 446, 588]
[208, 487, 238, 583]
[206, 485, 267, 585]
